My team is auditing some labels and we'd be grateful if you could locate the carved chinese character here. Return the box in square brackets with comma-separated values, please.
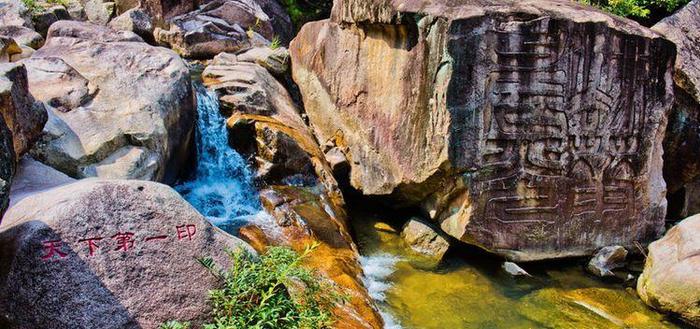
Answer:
[112, 232, 135, 252]
[78, 237, 103, 257]
[41, 240, 67, 261]
[176, 225, 196, 241]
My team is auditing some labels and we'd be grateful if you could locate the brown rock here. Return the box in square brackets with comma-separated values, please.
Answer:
[586, 246, 628, 278]
[0, 62, 47, 158]
[155, 0, 291, 59]
[0, 25, 43, 49]
[26, 21, 194, 184]
[291, 0, 675, 261]
[0, 179, 251, 328]
[108, 8, 154, 42]
[638, 214, 700, 326]
[652, 1, 700, 218]
[237, 46, 290, 75]
[8, 155, 75, 207]
[400, 217, 450, 261]
[239, 185, 383, 329]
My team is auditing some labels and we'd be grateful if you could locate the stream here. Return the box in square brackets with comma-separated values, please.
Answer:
[177, 84, 685, 329]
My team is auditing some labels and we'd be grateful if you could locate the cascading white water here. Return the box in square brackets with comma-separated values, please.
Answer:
[360, 254, 403, 329]
[175, 84, 263, 227]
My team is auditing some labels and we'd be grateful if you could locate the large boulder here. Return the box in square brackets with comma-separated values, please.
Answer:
[26, 21, 195, 184]
[0, 62, 47, 159]
[155, 0, 291, 59]
[652, 1, 700, 219]
[0, 179, 251, 328]
[108, 7, 154, 42]
[291, 0, 675, 261]
[637, 214, 700, 326]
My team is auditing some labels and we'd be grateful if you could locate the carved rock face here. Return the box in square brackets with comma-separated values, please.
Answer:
[0, 179, 251, 328]
[291, 0, 675, 260]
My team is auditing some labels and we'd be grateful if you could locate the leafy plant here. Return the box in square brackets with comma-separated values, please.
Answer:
[160, 321, 191, 329]
[166, 245, 341, 329]
[270, 35, 282, 50]
[579, 0, 690, 18]
[20, 0, 41, 13]
[279, 0, 332, 31]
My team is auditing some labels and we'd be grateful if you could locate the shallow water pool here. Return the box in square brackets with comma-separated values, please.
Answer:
[352, 214, 687, 329]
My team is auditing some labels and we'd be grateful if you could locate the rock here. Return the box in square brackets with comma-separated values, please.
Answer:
[652, 1, 700, 217]
[325, 146, 349, 176]
[8, 155, 75, 207]
[84, 0, 115, 25]
[0, 25, 43, 49]
[108, 8, 153, 42]
[203, 60, 338, 196]
[119, 0, 191, 24]
[237, 46, 289, 75]
[291, 0, 675, 261]
[400, 217, 450, 261]
[0, 62, 47, 158]
[31, 5, 71, 37]
[637, 214, 700, 326]
[586, 246, 628, 278]
[0, 179, 251, 328]
[502, 261, 531, 277]
[0, 36, 21, 62]
[26, 21, 194, 184]
[238, 185, 383, 329]
[0, 113, 14, 218]
[0, 0, 32, 27]
[155, 0, 291, 59]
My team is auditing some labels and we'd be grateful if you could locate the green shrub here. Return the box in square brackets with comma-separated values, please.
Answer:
[165, 245, 341, 329]
[579, 0, 690, 18]
[160, 321, 191, 329]
[279, 0, 332, 30]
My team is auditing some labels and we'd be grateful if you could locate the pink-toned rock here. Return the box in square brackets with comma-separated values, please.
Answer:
[0, 179, 251, 329]
[291, 0, 675, 261]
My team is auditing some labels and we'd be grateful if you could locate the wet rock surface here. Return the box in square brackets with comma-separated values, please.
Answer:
[238, 185, 383, 329]
[26, 21, 194, 184]
[291, 0, 675, 261]
[637, 214, 700, 327]
[0, 179, 251, 329]
[586, 246, 628, 278]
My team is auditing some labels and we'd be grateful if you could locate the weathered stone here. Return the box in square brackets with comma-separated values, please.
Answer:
[0, 62, 47, 158]
[31, 5, 71, 37]
[84, 0, 115, 25]
[291, 0, 675, 261]
[8, 155, 75, 207]
[155, 0, 290, 59]
[238, 185, 383, 329]
[115, 0, 191, 25]
[26, 21, 194, 184]
[0, 179, 251, 328]
[0, 0, 32, 27]
[586, 246, 628, 278]
[502, 261, 531, 277]
[652, 1, 700, 218]
[400, 217, 450, 261]
[0, 114, 14, 218]
[237, 46, 289, 75]
[0, 25, 43, 49]
[108, 7, 153, 42]
[638, 214, 700, 327]
[0, 36, 21, 62]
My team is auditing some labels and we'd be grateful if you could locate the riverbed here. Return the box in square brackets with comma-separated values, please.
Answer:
[352, 213, 687, 329]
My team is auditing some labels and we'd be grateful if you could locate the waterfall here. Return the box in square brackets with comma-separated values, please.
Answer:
[175, 84, 262, 227]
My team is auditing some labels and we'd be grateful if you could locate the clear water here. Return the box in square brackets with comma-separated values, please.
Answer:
[175, 84, 263, 228]
[353, 215, 688, 329]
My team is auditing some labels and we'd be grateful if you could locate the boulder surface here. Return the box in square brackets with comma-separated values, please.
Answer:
[291, 0, 675, 261]
[0, 179, 251, 329]
[637, 214, 700, 326]
[26, 21, 194, 184]
[0, 62, 47, 158]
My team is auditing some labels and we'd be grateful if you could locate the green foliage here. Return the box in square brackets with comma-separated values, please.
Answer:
[280, 0, 332, 30]
[160, 321, 191, 329]
[20, 0, 40, 13]
[270, 36, 282, 50]
[579, 0, 690, 18]
[166, 245, 341, 329]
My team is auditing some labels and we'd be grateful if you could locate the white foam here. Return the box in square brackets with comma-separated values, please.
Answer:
[359, 254, 404, 328]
